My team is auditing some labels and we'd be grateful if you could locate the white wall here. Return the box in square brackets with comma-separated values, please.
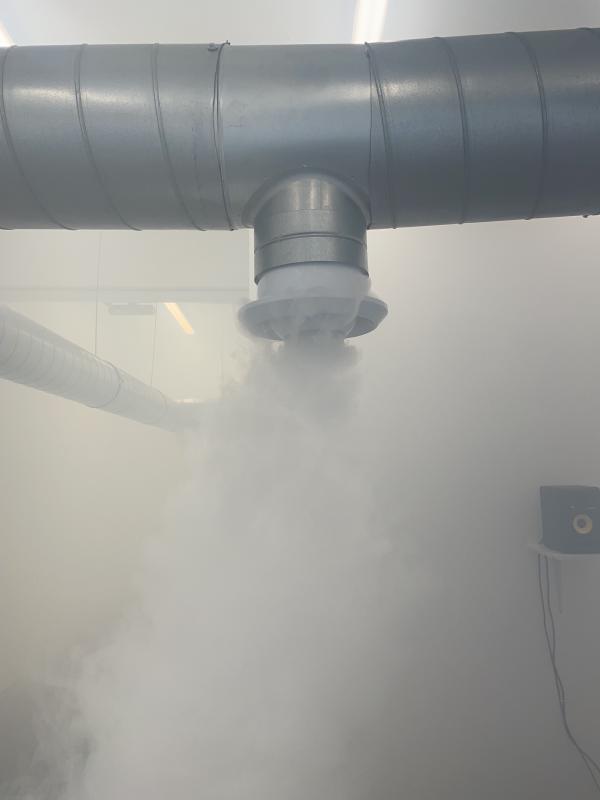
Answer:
[0, 372, 183, 688]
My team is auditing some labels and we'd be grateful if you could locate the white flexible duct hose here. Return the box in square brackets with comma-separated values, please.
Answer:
[0, 305, 200, 431]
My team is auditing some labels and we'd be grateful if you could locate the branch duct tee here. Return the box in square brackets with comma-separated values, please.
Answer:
[241, 174, 386, 339]
[2, 29, 600, 336]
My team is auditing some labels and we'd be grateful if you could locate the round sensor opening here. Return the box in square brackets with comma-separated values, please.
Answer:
[572, 513, 594, 535]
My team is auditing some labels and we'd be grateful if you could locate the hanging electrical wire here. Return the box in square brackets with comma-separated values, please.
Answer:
[537, 554, 600, 793]
[93, 233, 103, 357]
[150, 303, 159, 387]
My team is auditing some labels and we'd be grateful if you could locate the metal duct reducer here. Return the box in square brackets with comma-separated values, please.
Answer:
[2, 29, 600, 338]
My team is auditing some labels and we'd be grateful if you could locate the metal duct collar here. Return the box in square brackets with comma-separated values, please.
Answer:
[239, 175, 388, 340]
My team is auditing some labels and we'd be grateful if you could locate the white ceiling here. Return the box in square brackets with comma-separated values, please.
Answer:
[384, 0, 600, 40]
[0, 0, 354, 45]
[3, 0, 600, 47]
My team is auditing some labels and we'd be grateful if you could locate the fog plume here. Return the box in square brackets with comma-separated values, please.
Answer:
[10, 231, 600, 800]
[47, 337, 426, 800]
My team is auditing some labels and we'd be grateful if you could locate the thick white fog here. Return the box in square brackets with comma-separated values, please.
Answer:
[3, 0, 600, 797]
[5, 216, 600, 800]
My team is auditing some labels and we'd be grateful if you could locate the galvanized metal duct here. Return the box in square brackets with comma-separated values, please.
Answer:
[0, 304, 200, 431]
[2, 29, 600, 232]
[1, 29, 600, 337]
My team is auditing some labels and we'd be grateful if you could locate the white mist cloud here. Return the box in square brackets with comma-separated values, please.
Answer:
[10, 214, 600, 799]
[46, 338, 428, 800]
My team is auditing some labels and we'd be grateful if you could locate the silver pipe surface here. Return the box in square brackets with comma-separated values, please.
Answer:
[0, 305, 201, 431]
[1, 29, 600, 233]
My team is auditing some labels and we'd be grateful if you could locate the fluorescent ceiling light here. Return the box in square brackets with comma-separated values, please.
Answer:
[164, 302, 195, 335]
[0, 20, 13, 47]
[352, 0, 388, 44]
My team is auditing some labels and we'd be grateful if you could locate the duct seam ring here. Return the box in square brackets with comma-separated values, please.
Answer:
[509, 32, 549, 221]
[211, 41, 234, 230]
[74, 44, 140, 231]
[0, 46, 74, 230]
[87, 360, 123, 409]
[253, 231, 367, 254]
[435, 37, 471, 225]
[151, 43, 205, 231]
[364, 43, 397, 229]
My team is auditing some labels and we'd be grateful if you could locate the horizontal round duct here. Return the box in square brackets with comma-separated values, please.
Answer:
[2, 29, 600, 337]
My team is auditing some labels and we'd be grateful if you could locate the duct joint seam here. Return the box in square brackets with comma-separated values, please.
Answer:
[435, 37, 471, 225]
[365, 43, 397, 229]
[0, 314, 20, 369]
[253, 231, 367, 253]
[32, 339, 58, 389]
[0, 46, 75, 230]
[86, 360, 123, 409]
[150, 43, 205, 232]
[3, 326, 34, 379]
[509, 32, 549, 221]
[211, 41, 234, 230]
[74, 43, 140, 231]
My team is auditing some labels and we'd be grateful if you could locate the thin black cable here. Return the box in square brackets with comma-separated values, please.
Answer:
[538, 555, 600, 784]
[543, 557, 557, 660]
[538, 558, 583, 764]
[93, 233, 102, 357]
[150, 303, 158, 387]
[537, 554, 600, 792]
[541, 557, 567, 716]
